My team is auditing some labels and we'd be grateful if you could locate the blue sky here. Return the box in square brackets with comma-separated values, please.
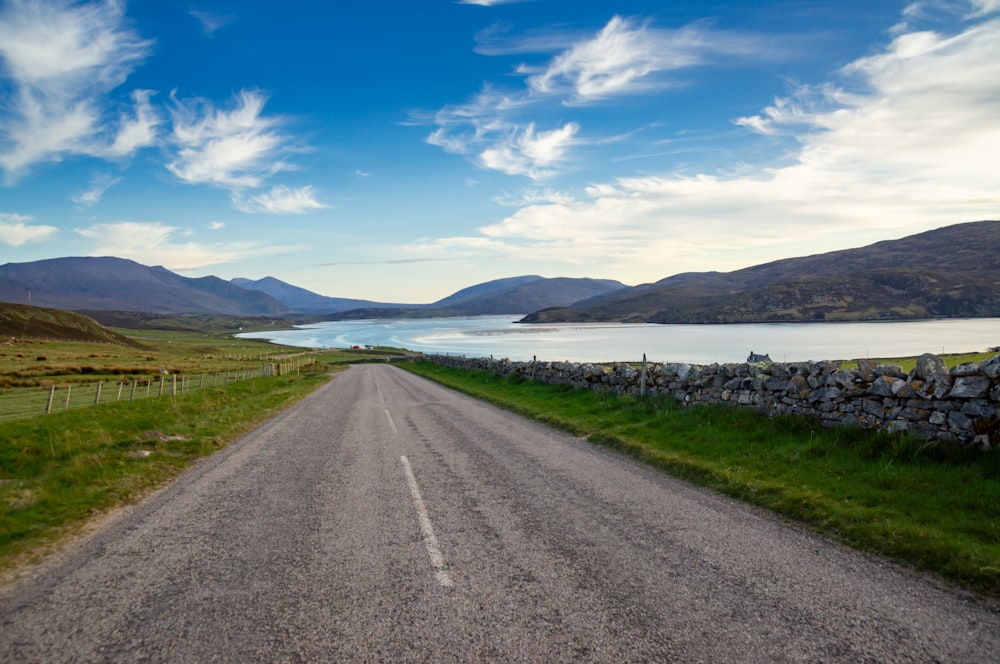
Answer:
[1, 0, 998, 303]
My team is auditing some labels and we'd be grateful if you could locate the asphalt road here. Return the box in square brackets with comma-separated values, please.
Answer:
[2, 364, 998, 662]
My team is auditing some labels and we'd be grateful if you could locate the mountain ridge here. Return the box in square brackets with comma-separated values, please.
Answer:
[521, 221, 1000, 324]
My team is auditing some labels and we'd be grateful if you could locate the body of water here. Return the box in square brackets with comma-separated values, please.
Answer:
[238, 316, 1000, 365]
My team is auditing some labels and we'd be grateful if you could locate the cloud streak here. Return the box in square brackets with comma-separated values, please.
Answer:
[0, 0, 155, 178]
[427, 15, 782, 179]
[166, 90, 292, 189]
[74, 221, 287, 271]
[0, 211, 58, 246]
[232, 185, 327, 214]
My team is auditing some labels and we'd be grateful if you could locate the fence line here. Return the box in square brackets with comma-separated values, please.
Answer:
[0, 358, 313, 423]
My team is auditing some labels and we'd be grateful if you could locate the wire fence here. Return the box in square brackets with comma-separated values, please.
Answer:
[0, 358, 314, 423]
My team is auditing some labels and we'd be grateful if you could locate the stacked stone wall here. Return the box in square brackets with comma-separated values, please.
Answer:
[424, 353, 1000, 449]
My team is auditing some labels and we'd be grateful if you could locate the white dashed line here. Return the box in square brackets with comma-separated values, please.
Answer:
[400, 455, 453, 588]
[384, 409, 398, 433]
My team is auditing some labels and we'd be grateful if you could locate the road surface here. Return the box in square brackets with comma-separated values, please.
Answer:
[2, 364, 998, 662]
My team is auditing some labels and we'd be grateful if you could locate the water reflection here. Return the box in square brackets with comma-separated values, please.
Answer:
[239, 316, 999, 364]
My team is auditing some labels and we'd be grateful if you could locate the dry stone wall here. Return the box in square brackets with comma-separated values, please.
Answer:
[424, 352, 1000, 449]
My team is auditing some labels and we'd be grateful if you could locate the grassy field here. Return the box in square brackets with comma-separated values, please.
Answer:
[0, 330, 414, 577]
[403, 361, 1000, 596]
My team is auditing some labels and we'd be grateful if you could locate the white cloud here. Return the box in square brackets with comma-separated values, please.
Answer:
[208, 221, 225, 230]
[166, 90, 291, 189]
[417, 12, 1000, 281]
[426, 15, 778, 178]
[0, 0, 154, 177]
[479, 122, 579, 178]
[0, 211, 58, 246]
[188, 9, 234, 36]
[71, 173, 121, 206]
[105, 89, 160, 157]
[493, 187, 574, 206]
[231, 185, 327, 214]
[74, 221, 284, 271]
[524, 16, 696, 100]
[456, 0, 526, 5]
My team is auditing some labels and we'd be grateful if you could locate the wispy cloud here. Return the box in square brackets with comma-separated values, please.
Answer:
[231, 185, 327, 214]
[479, 122, 580, 178]
[316, 255, 500, 267]
[71, 173, 121, 206]
[426, 15, 781, 179]
[456, 0, 528, 6]
[75, 220, 286, 271]
[0, 0, 155, 178]
[522, 16, 764, 102]
[0, 211, 58, 246]
[166, 89, 292, 189]
[418, 8, 1000, 280]
[188, 8, 234, 36]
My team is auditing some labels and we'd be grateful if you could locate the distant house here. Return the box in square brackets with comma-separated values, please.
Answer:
[747, 351, 772, 363]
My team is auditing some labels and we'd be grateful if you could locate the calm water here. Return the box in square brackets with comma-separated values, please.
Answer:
[238, 315, 1000, 364]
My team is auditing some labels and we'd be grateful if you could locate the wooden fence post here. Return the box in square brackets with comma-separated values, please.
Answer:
[45, 386, 56, 414]
[640, 353, 648, 397]
[94, 381, 102, 405]
[129, 380, 137, 401]
[171, 375, 177, 396]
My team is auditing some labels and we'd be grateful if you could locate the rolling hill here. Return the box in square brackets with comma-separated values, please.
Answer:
[0, 302, 144, 346]
[230, 276, 408, 314]
[521, 221, 1000, 324]
[0, 257, 289, 316]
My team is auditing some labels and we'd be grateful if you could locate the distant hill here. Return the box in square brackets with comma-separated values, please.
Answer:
[319, 275, 629, 319]
[431, 275, 546, 309]
[0, 257, 289, 316]
[231, 276, 408, 314]
[522, 221, 1000, 324]
[0, 302, 144, 346]
[432, 276, 627, 315]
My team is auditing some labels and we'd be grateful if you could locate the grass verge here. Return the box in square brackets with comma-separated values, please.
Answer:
[0, 368, 333, 576]
[402, 360, 1000, 596]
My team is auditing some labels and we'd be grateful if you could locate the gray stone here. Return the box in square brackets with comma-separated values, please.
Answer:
[829, 369, 857, 388]
[870, 376, 900, 397]
[862, 399, 884, 416]
[951, 362, 982, 377]
[766, 378, 789, 392]
[875, 364, 907, 379]
[857, 358, 877, 382]
[961, 401, 996, 418]
[912, 353, 949, 381]
[948, 411, 974, 430]
[899, 407, 930, 422]
[979, 355, 1000, 379]
[949, 376, 991, 399]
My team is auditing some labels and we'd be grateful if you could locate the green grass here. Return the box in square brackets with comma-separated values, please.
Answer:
[0, 367, 333, 574]
[840, 350, 996, 372]
[402, 361, 1000, 596]
[0, 331, 412, 575]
